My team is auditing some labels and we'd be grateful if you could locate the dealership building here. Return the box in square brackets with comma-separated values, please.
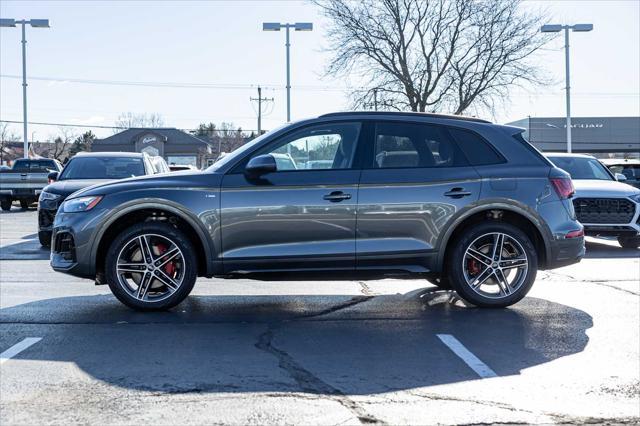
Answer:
[92, 128, 214, 168]
[507, 116, 640, 156]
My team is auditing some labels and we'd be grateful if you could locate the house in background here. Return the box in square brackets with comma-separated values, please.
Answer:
[92, 128, 215, 169]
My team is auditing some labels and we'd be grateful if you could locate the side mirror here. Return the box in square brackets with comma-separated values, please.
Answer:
[48, 171, 59, 184]
[615, 173, 627, 182]
[245, 154, 277, 178]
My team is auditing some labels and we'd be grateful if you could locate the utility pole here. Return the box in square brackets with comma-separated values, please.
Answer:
[0, 18, 50, 158]
[373, 88, 378, 111]
[250, 86, 273, 135]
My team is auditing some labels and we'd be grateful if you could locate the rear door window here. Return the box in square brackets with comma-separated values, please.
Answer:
[373, 122, 468, 168]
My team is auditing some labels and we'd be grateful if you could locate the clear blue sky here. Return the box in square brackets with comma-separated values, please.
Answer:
[1, 0, 638, 140]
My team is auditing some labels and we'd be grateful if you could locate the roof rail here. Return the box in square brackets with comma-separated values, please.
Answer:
[319, 111, 491, 124]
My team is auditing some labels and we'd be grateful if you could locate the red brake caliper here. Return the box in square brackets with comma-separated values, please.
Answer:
[468, 259, 481, 275]
[156, 243, 176, 277]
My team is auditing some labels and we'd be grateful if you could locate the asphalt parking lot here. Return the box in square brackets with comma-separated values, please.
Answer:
[1, 206, 639, 425]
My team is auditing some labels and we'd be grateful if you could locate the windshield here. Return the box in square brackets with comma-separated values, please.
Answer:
[548, 156, 613, 181]
[59, 157, 146, 180]
[205, 123, 290, 172]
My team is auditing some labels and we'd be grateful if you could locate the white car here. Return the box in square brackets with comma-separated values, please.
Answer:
[547, 153, 640, 249]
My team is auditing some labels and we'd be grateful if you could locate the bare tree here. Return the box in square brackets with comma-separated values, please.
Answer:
[114, 112, 165, 133]
[315, 0, 549, 115]
[0, 122, 20, 165]
[35, 127, 76, 162]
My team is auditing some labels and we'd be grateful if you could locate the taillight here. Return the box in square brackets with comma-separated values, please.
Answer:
[565, 229, 584, 239]
[550, 177, 575, 199]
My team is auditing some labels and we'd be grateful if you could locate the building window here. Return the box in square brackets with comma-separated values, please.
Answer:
[167, 155, 197, 167]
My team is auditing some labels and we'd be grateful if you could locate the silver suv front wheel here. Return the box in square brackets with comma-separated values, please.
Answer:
[106, 222, 197, 311]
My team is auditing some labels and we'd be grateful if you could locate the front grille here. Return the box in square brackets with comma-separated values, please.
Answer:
[38, 208, 56, 228]
[573, 197, 636, 224]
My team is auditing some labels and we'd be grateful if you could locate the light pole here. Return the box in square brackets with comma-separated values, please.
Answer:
[541, 23, 593, 153]
[263, 22, 312, 122]
[0, 18, 50, 158]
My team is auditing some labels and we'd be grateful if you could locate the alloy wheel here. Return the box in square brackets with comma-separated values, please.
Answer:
[115, 233, 185, 302]
[462, 232, 529, 299]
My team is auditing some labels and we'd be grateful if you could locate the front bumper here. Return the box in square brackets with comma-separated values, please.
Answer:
[50, 208, 108, 279]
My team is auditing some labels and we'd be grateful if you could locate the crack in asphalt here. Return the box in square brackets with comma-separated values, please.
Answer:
[541, 270, 639, 296]
[255, 324, 385, 425]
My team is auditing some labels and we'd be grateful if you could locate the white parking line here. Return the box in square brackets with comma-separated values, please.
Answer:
[436, 334, 497, 379]
[0, 337, 42, 365]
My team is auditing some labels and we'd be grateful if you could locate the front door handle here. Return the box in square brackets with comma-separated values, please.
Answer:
[444, 188, 472, 198]
[323, 191, 351, 202]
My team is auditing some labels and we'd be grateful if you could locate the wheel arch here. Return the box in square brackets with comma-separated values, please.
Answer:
[435, 202, 552, 273]
[92, 201, 216, 282]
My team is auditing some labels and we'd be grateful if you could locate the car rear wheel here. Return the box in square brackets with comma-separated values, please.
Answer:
[447, 222, 537, 308]
[19, 200, 30, 210]
[618, 236, 640, 249]
[0, 199, 11, 211]
[106, 222, 197, 311]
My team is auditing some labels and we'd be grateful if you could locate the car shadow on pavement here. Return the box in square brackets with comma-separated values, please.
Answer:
[0, 291, 592, 395]
[585, 240, 640, 259]
[0, 237, 49, 260]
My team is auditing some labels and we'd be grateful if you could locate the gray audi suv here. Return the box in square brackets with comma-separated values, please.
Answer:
[50, 112, 585, 310]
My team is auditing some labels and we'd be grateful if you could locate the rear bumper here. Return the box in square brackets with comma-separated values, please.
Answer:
[545, 235, 585, 269]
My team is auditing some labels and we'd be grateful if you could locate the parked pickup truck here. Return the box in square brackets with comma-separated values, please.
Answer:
[0, 158, 63, 211]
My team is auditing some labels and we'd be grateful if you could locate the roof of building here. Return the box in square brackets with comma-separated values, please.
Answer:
[93, 128, 212, 146]
[544, 152, 596, 159]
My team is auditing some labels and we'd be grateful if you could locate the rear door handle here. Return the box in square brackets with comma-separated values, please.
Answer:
[444, 188, 472, 198]
[323, 191, 351, 202]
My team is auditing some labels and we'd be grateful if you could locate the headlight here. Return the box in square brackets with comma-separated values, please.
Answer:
[630, 194, 640, 203]
[62, 196, 103, 213]
[39, 191, 61, 201]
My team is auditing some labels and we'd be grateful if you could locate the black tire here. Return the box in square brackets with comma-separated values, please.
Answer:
[19, 200, 30, 210]
[447, 222, 537, 308]
[0, 199, 11, 211]
[618, 236, 640, 249]
[39, 231, 51, 248]
[105, 222, 197, 311]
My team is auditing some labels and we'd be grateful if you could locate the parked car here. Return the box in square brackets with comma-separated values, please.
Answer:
[0, 158, 63, 211]
[50, 112, 584, 311]
[168, 164, 199, 172]
[547, 153, 640, 249]
[38, 152, 158, 247]
[600, 158, 640, 189]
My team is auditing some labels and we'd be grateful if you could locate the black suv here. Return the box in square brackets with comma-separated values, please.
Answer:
[38, 152, 160, 247]
[50, 112, 584, 310]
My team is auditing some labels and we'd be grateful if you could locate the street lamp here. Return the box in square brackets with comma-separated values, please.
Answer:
[0, 18, 50, 158]
[263, 22, 313, 122]
[541, 23, 593, 153]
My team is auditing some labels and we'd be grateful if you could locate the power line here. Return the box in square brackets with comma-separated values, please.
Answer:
[0, 119, 260, 134]
[0, 74, 352, 92]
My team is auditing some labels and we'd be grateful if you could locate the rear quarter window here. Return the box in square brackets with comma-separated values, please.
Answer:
[448, 128, 505, 166]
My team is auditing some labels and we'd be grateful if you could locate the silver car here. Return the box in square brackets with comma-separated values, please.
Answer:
[50, 112, 585, 311]
[547, 153, 640, 248]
